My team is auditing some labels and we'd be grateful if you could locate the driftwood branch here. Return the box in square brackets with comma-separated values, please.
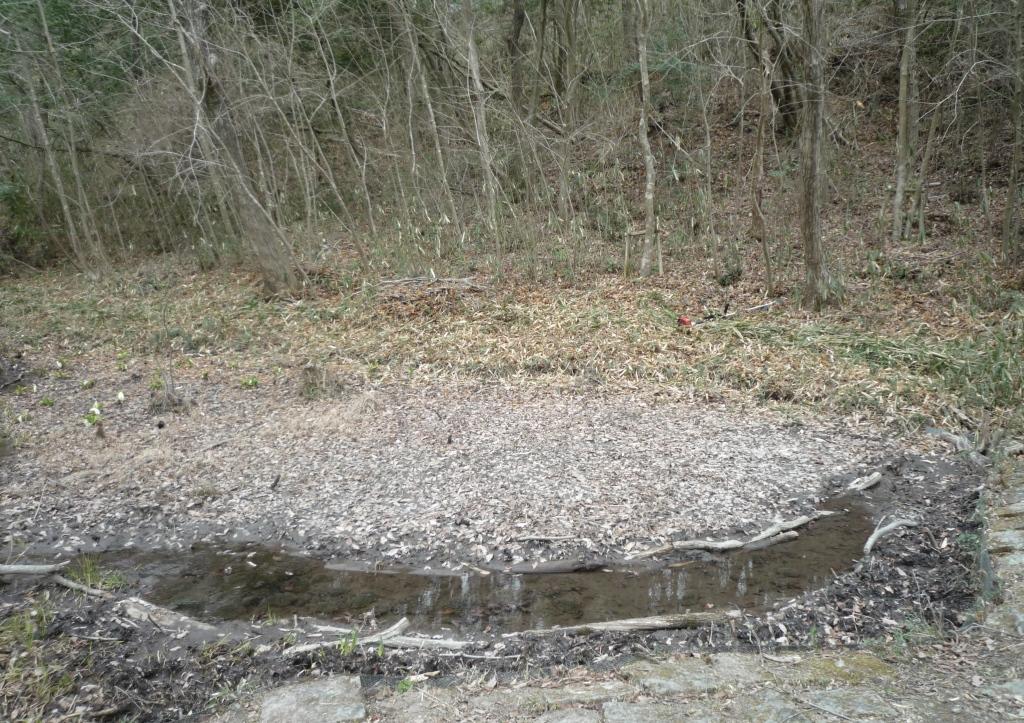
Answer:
[847, 471, 882, 492]
[746, 511, 837, 544]
[115, 597, 217, 632]
[629, 510, 837, 560]
[863, 518, 919, 556]
[0, 561, 71, 575]
[742, 531, 799, 551]
[509, 612, 729, 637]
[50, 574, 114, 599]
[284, 617, 412, 658]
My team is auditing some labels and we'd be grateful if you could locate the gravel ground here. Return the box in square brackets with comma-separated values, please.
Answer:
[1, 364, 899, 565]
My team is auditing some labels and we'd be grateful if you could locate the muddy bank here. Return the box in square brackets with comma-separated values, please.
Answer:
[0, 452, 986, 721]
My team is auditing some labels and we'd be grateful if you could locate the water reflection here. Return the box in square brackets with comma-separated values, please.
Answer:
[96, 498, 871, 633]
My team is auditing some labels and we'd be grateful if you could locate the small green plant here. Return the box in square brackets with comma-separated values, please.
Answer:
[13, 384, 28, 395]
[83, 402, 102, 426]
[396, 677, 415, 694]
[81, 379, 95, 390]
[336, 630, 359, 655]
[66, 557, 127, 591]
[39, 397, 54, 407]
[149, 374, 165, 391]
[241, 376, 259, 389]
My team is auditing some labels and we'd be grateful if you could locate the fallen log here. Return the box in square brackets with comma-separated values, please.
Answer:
[50, 574, 113, 599]
[746, 511, 837, 544]
[310, 623, 474, 651]
[284, 617, 412, 658]
[742, 531, 798, 551]
[628, 510, 836, 560]
[863, 518, 919, 556]
[114, 597, 217, 632]
[847, 472, 882, 492]
[509, 611, 730, 637]
[0, 561, 70, 575]
[506, 559, 607, 574]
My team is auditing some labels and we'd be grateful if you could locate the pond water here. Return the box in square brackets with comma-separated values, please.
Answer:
[95, 496, 873, 633]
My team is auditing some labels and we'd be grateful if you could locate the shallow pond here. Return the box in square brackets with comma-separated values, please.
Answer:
[89, 495, 875, 633]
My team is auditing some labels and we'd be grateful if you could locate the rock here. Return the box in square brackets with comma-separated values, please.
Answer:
[373, 688, 461, 723]
[982, 679, 1024, 700]
[993, 552, 1024, 572]
[987, 605, 1024, 636]
[803, 687, 899, 720]
[681, 689, 811, 723]
[778, 652, 894, 686]
[989, 530, 1024, 554]
[622, 653, 766, 696]
[994, 502, 1024, 518]
[471, 680, 635, 715]
[602, 701, 685, 722]
[533, 709, 603, 723]
[259, 676, 365, 723]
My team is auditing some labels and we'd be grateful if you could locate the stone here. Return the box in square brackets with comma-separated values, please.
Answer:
[373, 687, 461, 723]
[778, 652, 894, 686]
[803, 687, 899, 720]
[681, 689, 811, 723]
[993, 552, 1024, 572]
[994, 502, 1024, 518]
[602, 701, 686, 723]
[622, 653, 766, 696]
[259, 676, 365, 723]
[983, 679, 1024, 700]
[989, 530, 1024, 554]
[532, 709, 602, 723]
[987, 605, 1024, 636]
[471, 680, 635, 715]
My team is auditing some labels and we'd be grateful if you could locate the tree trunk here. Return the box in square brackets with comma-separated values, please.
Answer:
[799, 0, 836, 309]
[751, 16, 774, 295]
[1004, 0, 1024, 259]
[507, 0, 527, 110]
[463, 2, 500, 245]
[636, 0, 657, 277]
[891, 0, 917, 245]
[172, 0, 298, 294]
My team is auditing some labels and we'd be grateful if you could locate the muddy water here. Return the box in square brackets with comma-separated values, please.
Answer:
[95, 497, 873, 633]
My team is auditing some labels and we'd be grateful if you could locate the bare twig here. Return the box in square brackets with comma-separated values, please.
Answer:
[50, 574, 114, 599]
[284, 617, 413, 658]
[864, 518, 919, 556]
[507, 611, 729, 637]
[0, 561, 70, 575]
[847, 471, 882, 492]
[629, 510, 836, 559]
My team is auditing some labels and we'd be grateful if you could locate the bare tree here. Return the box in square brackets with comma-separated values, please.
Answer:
[1005, 0, 1023, 259]
[891, 0, 919, 244]
[799, 0, 837, 309]
[636, 0, 657, 277]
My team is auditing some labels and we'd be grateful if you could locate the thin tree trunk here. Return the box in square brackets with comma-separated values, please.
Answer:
[528, 0, 549, 120]
[799, 0, 835, 309]
[507, 0, 527, 110]
[751, 16, 774, 295]
[172, 0, 298, 293]
[463, 3, 500, 244]
[20, 53, 84, 269]
[636, 0, 657, 277]
[399, 2, 458, 226]
[891, 0, 917, 245]
[1004, 0, 1024, 259]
